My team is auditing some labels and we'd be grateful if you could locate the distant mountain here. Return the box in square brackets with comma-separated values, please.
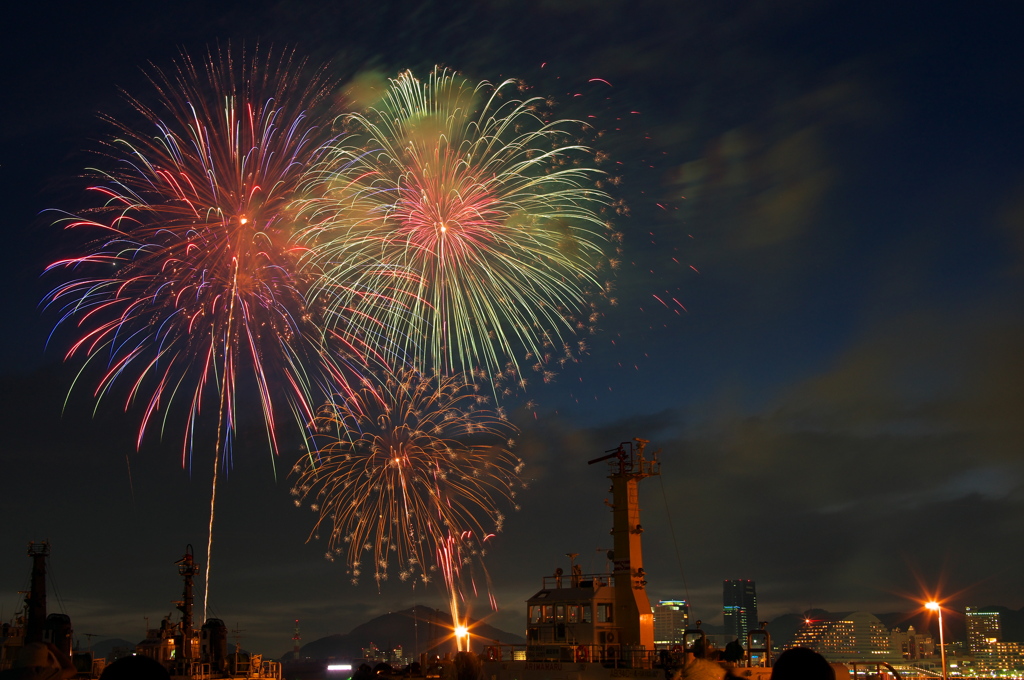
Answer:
[287, 606, 525, 661]
[999, 606, 1024, 641]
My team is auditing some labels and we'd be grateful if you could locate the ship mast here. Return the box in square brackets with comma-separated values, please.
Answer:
[588, 438, 660, 651]
[176, 546, 199, 663]
[25, 542, 50, 645]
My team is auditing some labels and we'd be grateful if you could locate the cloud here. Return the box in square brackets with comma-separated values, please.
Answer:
[637, 311, 1024, 620]
[668, 71, 883, 253]
[997, 176, 1024, 277]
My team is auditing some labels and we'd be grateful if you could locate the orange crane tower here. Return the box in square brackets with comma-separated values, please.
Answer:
[588, 438, 661, 651]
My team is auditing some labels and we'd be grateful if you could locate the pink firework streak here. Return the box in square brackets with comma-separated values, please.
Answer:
[44, 46, 373, 618]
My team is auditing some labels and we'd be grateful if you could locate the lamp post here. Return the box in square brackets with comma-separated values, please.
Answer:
[926, 601, 948, 680]
[455, 624, 470, 653]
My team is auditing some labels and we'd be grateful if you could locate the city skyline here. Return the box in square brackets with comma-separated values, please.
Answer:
[3, 532, 1022, 657]
[2, 0, 1022, 657]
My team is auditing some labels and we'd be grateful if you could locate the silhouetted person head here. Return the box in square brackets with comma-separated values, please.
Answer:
[723, 639, 744, 663]
[351, 663, 374, 680]
[770, 647, 835, 680]
[99, 655, 170, 680]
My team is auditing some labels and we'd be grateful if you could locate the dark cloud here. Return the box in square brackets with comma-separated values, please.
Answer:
[997, 175, 1024, 278]
[625, 310, 1024, 623]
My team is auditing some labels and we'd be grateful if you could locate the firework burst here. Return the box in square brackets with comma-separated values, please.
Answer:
[45, 46, 351, 464]
[43, 46, 358, 617]
[297, 67, 613, 391]
[291, 368, 523, 609]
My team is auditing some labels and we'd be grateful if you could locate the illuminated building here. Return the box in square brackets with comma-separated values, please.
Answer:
[965, 607, 1001, 654]
[722, 580, 758, 643]
[973, 641, 1024, 677]
[653, 600, 689, 645]
[890, 625, 935, 660]
[790, 612, 898, 663]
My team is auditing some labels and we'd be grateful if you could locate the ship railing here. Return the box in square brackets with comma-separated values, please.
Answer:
[844, 661, 904, 679]
[539, 573, 613, 589]
[481, 643, 660, 669]
[889, 664, 943, 679]
[170, 660, 212, 679]
[219, 658, 281, 679]
[257, 659, 283, 679]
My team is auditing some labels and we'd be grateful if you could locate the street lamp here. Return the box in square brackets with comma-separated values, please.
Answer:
[925, 601, 948, 680]
[453, 624, 471, 654]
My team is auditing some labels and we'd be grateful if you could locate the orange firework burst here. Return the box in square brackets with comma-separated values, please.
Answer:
[291, 369, 523, 605]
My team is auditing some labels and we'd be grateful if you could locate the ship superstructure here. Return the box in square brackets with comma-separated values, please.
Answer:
[134, 545, 281, 680]
[1, 542, 103, 678]
[596, 437, 658, 652]
[478, 439, 907, 680]
[481, 438, 665, 678]
[2, 543, 281, 680]
[516, 440, 659, 664]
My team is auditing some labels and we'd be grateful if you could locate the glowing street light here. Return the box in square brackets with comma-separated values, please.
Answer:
[925, 601, 948, 680]
[454, 624, 470, 652]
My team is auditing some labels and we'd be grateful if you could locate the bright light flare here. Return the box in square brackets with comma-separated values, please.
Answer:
[924, 598, 949, 680]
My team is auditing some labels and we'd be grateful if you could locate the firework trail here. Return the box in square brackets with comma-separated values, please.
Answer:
[296, 67, 614, 394]
[44, 46, 358, 619]
[291, 368, 523, 646]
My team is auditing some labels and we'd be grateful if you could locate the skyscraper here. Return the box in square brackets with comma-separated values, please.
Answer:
[965, 607, 1002, 654]
[723, 579, 758, 642]
[653, 600, 689, 645]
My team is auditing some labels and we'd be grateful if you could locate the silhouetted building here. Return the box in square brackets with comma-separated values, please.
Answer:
[722, 580, 758, 642]
[653, 600, 689, 645]
[965, 607, 1002, 655]
[891, 625, 934, 660]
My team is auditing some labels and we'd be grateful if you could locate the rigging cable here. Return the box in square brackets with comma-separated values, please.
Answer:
[657, 473, 691, 608]
[47, 552, 69, 618]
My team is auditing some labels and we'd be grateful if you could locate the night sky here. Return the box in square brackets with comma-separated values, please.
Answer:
[2, 0, 1022, 657]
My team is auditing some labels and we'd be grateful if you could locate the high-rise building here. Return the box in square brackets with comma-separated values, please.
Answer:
[965, 607, 1002, 654]
[653, 600, 689, 645]
[722, 579, 758, 642]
